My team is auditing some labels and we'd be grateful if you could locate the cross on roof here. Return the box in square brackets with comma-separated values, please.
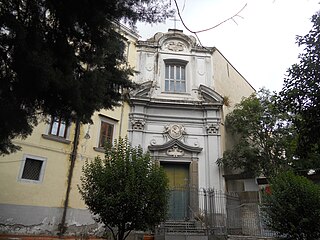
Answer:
[169, 15, 181, 29]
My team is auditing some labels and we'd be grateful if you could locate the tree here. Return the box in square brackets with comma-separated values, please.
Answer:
[218, 89, 296, 177]
[279, 11, 320, 170]
[78, 138, 169, 240]
[261, 171, 320, 240]
[0, 0, 174, 155]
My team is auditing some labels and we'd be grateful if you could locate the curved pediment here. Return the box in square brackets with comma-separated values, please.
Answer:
[142, 29, 197, 52]
[130, 81, 153, 98]
[148, 139, 202, 153]
[198, 85, 223, 104]
[159, 30, 197, 52]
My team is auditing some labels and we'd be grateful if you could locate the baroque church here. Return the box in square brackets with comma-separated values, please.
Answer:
[129, 29, 255, 221]
[0, 26, 255, 236]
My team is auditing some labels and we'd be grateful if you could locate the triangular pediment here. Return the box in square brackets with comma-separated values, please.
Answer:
[148, 139, 202, 153]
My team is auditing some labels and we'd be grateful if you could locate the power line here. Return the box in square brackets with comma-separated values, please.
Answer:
[172, 0, 247, 48]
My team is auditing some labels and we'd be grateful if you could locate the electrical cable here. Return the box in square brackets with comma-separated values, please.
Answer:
[172, 0, 247, 48]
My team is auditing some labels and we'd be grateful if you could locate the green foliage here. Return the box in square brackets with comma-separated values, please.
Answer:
[262, 171, 320, 240]
[78, 138, 169, 240]
[0, 0, 174, 155]
[218, 89, 296, 177]
[279, 11, 320, 170]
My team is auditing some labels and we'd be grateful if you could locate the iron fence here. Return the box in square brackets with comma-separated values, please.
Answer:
[166, 188, 276, 237]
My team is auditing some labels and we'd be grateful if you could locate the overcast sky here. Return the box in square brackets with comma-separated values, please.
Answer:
[136, 0, 319, 92]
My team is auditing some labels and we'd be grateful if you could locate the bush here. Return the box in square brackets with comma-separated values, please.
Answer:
[79, 138, 169, 240]
[261, 171, 320, 240]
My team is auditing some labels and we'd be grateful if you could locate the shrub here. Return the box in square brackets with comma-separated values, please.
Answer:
[261, 171, 320, 240]
[79, 138, 169, 240]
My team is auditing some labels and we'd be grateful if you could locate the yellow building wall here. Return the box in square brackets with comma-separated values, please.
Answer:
[68, 102, 131, 209]
[0, 103, 131, 208]
[67, 27, 136, 209]
[0, 121, 72, 207]
[0, 27, 137, 213]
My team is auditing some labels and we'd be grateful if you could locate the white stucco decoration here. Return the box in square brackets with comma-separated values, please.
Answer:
[167, 145, 184, 157]
[131, 119, 146, 130]
[150, 139, 157, 145]
[197, 58, 206, 76]
[164, 41, 186, 52]
[206, 124, 219, 135]
[145, 63, 154, 71]
[164, 124, 186, 139]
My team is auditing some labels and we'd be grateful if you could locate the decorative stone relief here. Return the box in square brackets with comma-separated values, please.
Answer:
[131, 119, 146, 130]
[206, 124, 219, 135]
[164, 41, 186, 52]
[197, 58, 206, 76]
[145, 63, 154, 71]
[164, 124, 186, 139]
[150, 139, 157, 146]
[167, 145, 184, 157]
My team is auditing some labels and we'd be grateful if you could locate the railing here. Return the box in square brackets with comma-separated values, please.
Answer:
[165, 188, 277, 237]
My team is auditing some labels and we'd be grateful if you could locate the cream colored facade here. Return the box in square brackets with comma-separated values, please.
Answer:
[0, 28, 254, 236]
[211, 48, 255, 153]
[212, 49, 256, 192]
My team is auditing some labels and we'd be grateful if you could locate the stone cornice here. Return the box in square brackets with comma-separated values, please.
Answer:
[198, 84, 223, 104]
[148, 139, 202, 153]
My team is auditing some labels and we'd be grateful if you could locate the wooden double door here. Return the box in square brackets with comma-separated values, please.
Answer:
[161, 162, 190, 220]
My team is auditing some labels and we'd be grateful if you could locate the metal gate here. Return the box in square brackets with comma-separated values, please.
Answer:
[168, 187, 189, 220]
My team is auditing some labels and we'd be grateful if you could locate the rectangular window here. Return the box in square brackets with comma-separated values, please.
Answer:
[165, 64, 186, 92]
[99, 121, 114, 148]
[19, 155, 46, 183]
[49, 116, 68, 138]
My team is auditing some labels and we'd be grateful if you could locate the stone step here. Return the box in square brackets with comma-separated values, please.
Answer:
[227, 235, 274, 240]
[162, 221, 198, 228]
[157, 221, 207, 235]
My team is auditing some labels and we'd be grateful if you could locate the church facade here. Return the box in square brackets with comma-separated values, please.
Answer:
[129, 29, 254, 220]
[0, 27, 255, 235]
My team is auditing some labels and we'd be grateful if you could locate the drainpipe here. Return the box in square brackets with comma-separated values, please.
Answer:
[119, 102, 124, 138]
[59, 117, 81, 235]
